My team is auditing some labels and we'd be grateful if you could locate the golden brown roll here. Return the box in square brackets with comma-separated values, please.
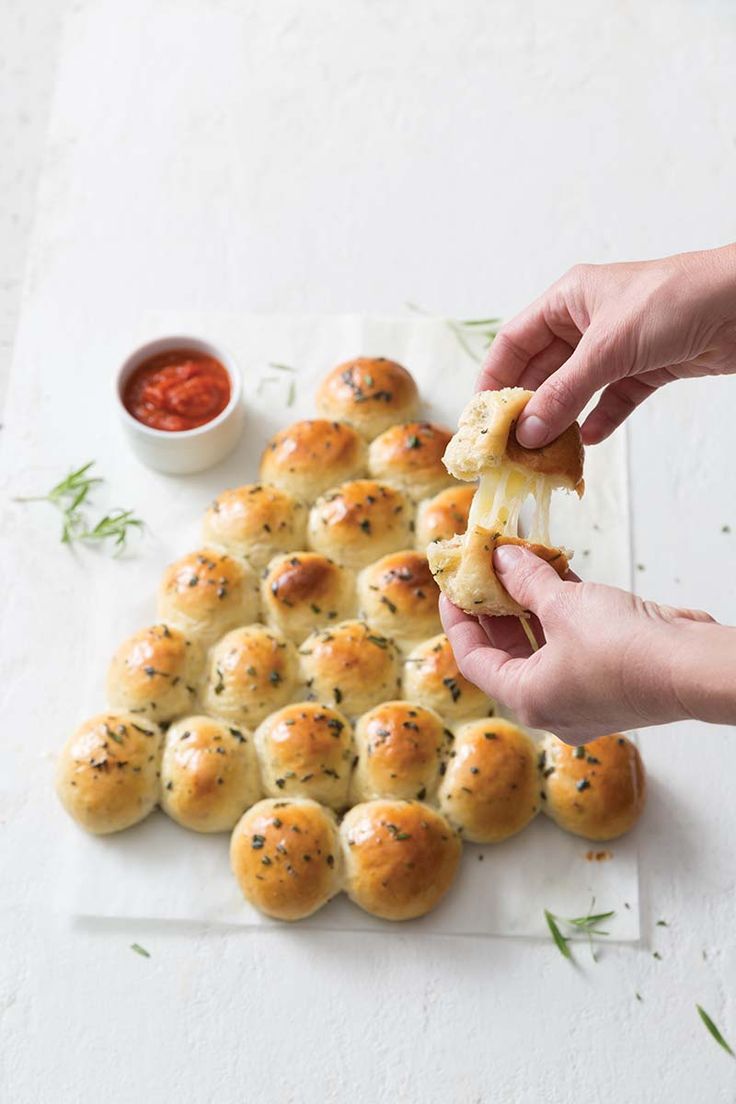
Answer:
[349, 701, 449, 804]
[259, 419, 368, 502]
[315, 357, 420, 440]
[106, 624, 202, 723]
[261, 552, 357, 644]
[157, 548, 260, 646]
[298, 619, 402, 717]
[415, 484, 476, 548]
[254, 702, 354, 810]
[307, 479, 414, 569]
[200, 625, 299, 725]
[540, 732, 646, 841]
[438, 718, 540, 842]
[55, 712, 162, 835]
[368, 421, 456, 501]
[357, 549, 441, 651]
[230, 797, 343, 920]
[160, 715, 262, 833]
[202, 483, 307, 568]
[340, 800, 461, 921]
[402, 633, 493, 722]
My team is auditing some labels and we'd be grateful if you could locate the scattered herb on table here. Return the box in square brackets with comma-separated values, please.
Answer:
[130, 943, 151, 958]
[697, 1005, 734, 1058]
[544, 899, 615, 963]
[405, 302, 502, 363]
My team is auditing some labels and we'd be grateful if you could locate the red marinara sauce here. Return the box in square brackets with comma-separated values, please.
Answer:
[123, 348, 231, 432]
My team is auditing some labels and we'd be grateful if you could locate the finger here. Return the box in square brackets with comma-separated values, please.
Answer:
[517, 337, 576, 392]
[439, 597, 526, 700]
[581, 375, 660, 444]
[493, 545, 566, 615]
[478, 613, 547, 656]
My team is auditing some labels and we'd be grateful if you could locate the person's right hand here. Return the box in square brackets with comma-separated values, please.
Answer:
[478, 243, 736, 447]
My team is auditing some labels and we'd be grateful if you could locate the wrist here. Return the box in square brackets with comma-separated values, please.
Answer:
[666, 620, 736, 726]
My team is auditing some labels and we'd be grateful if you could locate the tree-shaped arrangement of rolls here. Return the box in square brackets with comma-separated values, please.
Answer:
[57, 361, 646, 922]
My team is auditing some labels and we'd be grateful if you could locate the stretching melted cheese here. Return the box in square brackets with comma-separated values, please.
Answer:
[466, 468, 555, 546]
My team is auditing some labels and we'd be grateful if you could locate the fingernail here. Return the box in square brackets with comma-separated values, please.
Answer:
[516, 415, 548, 448]
[493, 546, 523, 572]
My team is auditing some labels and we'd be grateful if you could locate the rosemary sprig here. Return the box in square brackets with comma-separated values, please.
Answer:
[77, 509, 144, 550]
[406, 302, 503, 363]
[130, 943, 151, 958]
[544, 910, 572, 960]
[697, 1005, 734, 1057]
[544, 899, 615, 963]
[268, 362, 296, 373]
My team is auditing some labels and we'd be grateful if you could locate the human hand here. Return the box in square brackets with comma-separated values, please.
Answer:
[440, 544, 722, 743]
[478, 243, 736, 447]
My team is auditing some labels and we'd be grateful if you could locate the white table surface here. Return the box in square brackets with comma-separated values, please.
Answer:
[2, 2, 736, 1101]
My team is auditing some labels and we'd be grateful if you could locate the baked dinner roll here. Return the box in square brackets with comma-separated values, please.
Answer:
[357, 550, 441, 652]
[340, 800, 461, 921]
[157, 548, 260, 646]
[259, 419, 368, 502]
[350, 701, 448, 804]
[56, 712, 162, 835]
[160, 716, 261, 833]
[438, 718, 540, 842]
[230, 798, 343, 920]
[402, 633, 493, 722]
[299, 619, 402, 717]
[254, 702, 354, 810]
[540, 732, 646, 841]
[200, 625, 298, 726]
[307, 479, 414, 569]
[368, 422, 456, 501]
[428, 388, 584, 617]
[415, 484, 476, 548]
[202, 483, 307, 569]
[106, 624, 202, 723]
[315, 357, 420, 440]
[261, 552, 357, 644]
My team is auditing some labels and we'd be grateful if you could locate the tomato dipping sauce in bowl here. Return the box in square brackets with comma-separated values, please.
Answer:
[116, 336, 244, 475]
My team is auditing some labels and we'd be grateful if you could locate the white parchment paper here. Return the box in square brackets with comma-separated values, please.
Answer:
[60, 313, 639, 939]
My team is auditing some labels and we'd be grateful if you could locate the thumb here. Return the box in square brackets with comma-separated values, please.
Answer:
[493, 545, 565, 614]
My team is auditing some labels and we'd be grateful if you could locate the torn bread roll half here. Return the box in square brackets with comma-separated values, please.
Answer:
[427, 388, 584, 616]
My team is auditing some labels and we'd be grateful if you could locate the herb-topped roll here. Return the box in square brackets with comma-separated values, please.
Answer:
[315, 357, 419, 440]
[368, 421, 457, 501]
[259, 419, 368, 503]
[357, 549, 441, 652]
[340, 799, 461, 920]
[202, 483, 307, 569]
[230, 798, 343, 920]
[254, 702, 354, 810]
[540, 732, 646, 841]
[106, 623, 203, 723]
[438, 718, 540, 843]
[56, 712, 162, 834]
[349, 701, 449, 805]
[160, 716, 262, 833]
[307, 479, 415, 570]
[200, 625, 299, 726]
[261, 552, 357, 644]
[415, 484, 475, 548]
[298, 620, 402, 717]
[401, 633, 493, 722]
[157, 548, 260, 646]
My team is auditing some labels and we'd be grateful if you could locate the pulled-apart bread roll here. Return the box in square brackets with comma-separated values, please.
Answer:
[427, 388, 584, 616]
[540, 732, 646, 841]
[254, 702, 354, 810]
[307, 479, 414, 569]
[202, 483, 307, 569]
[259, 419, 368, 502]
[415, 484, 476, 548]
[438, 718, 540, 842]
[56, 712, 162, 835]
[200, 625, 298, 726]
[157, 548, 260, 646]
[368, 422, 456, 501]
[160, 716, 261, 833]
[402, 633, 493, 722]
[106, 624, 202, 722]
[340, 800, 461, 920]
[230, 797, 343, 920]
[261, 552, 357, 644]
[357, 549, 441, 652]
[298, 619, 402, 717]
[316, 357, 419, 440]
[349, 701, 449, 804]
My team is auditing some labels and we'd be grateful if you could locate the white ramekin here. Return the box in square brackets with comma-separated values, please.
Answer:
[115, 335, 244, 475]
